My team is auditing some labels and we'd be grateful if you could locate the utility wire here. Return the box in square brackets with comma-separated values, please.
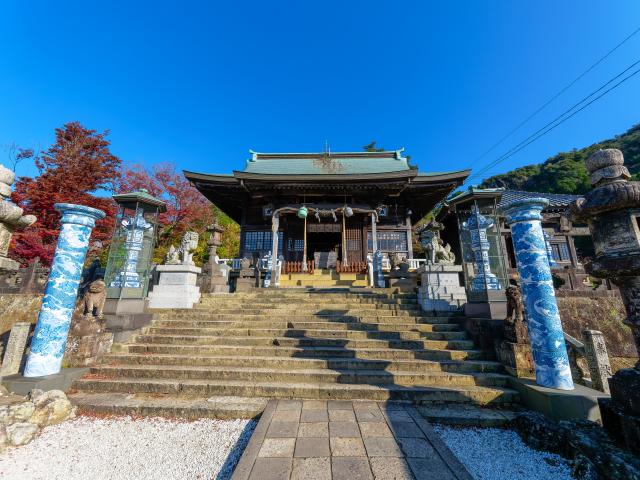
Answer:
[467, 62, 640, 183]
[469, 25, 640, 167]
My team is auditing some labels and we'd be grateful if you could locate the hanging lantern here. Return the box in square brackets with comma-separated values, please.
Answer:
[297, 205, 308, 219]
[344, 206, 354, 217]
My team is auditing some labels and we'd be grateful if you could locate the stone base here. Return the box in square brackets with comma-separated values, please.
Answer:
[387, 277, 416, 292]
[148, 264, 201, 309]
[235, 276, 258, 292]
[2, 367, 89, 395]
[497, 341, 535, 378]
[417, 265, 466, 312]
[0, 256, 19, 272]
[103, 298, 153, 343]
[509, 377, 610, 422]
[464, 296, 507, 319]
[63, 331, 114, 367]
[201, 263, 231, 294]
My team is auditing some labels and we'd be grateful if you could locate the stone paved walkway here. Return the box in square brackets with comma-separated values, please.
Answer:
[231, 399, 473, 480]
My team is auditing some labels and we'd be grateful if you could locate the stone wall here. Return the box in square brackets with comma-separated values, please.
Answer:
[0, 294, 41, 336]
[557, 295, 637, 359]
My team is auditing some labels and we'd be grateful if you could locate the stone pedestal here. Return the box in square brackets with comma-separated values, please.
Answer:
[235, 258, 258, 292]
[63, 313, 114, 367]
[202, 262, 231, 294]
[417, 265, 466, 312]
[497, 341, 535, 378]
[148, 264, 201, 309]
[1, 322, 30, 376]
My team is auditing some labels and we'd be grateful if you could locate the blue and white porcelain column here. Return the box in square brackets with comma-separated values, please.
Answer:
[24, 203, 105, 377]
[501, 198, 573, 390]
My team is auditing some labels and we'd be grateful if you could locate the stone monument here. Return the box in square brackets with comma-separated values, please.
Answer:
[388, 254, 416, 292]
[416, 223, 467, 312]
[201, 223, 230, 293]
[148, 231, 202, 309]
[235, 256, 258, 292]
[497, 284, 535, 378]
[0, 322, 31, 376]
[63, 279, 114, 367]
[0, 164, 36, 271]
[570, 148, 640, 453]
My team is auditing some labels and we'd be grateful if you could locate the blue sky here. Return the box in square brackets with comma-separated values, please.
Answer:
[1, 1, 639, 184]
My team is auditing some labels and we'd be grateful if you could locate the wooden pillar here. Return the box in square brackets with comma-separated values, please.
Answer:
[342, 212, 348, 266]
[270, 212, 279, 287]
[371, 213, 378, 253]
[302, 215, 308, 272]
[406, 213, 413, 259]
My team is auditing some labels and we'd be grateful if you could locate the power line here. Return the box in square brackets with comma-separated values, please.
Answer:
[467, 62, 640, 183]
[469, 25, 640, 167]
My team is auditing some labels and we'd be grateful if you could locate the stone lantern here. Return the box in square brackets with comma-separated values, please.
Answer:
[201, 222, 230, 293]
[570, 148, 640, 453]
[0, 164, 36, 271]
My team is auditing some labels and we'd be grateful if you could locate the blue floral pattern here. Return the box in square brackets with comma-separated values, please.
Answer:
[502, 198, 574, 390]
[24, 204, 105, 377]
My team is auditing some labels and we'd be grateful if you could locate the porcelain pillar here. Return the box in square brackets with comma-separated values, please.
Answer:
[502, 198, 574, 390]
[24, 203, 105, 377]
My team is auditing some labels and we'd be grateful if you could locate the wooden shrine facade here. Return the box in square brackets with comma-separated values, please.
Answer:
[185, 150, 470, 270]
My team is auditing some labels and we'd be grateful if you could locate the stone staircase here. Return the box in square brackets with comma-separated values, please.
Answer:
[69, 289, 519, 419]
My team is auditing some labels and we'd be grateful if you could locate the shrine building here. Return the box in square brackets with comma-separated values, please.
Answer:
[185, 149, 470, 272]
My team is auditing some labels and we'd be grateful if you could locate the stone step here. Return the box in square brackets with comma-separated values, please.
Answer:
[69, 392, 267, 420]
[101, 353, 504, 373]
[143, 327, 469, 341]
[153, 313, 458, 324]
[199, 299, 421, 307]
[151, 319, 462, 333]
[88, 364, 510, 387]
[123, 344, 487, 361]
[416, 405, 519, 427]
[194, 303, 426, 312]
[72, 377, 519, 405]
[132, 334, 476, 351]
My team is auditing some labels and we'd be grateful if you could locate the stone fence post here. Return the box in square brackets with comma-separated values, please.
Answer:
[0, 322, 30, 376]
[24, 203, 105, 377]
[583, 329, 613, 394]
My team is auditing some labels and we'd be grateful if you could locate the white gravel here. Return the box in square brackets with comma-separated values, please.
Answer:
[0, 415, 256, 480]
[434, 425, 574, 480]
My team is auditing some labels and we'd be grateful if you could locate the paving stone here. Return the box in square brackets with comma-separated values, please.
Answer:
[298, 422, 328, 438]
[329, 421, 361, 438]
[364, 437, 404, 457]
[388, 421, 425, 439]
[359, 422, 393, 438]
[291, 457, 331, 480]
[353, 401, 379, 411]
[249, 457, 292, 480]
[258, 438, 296, 458]
[329, 409, 356, 422]
[369, 457, 414, 480]
[328, 400, 354, 411]
[332, 457, 374, 480]
[302, 400, 327, 410]
[330, 437, 367, 457]
[300, 409, 328, 422]
[396, 437, 437, 458]
[406, 457, 456, 480]
[383, 410, 412, 422]
[294, 437, 330, 457]
[272, 409, 301, 422]
[276, 400, 302, 411]
[355, 409, 385, 422]
[266, 421, 299, 438]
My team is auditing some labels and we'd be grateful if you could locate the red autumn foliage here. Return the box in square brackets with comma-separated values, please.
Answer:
[10, 122, 121, 265]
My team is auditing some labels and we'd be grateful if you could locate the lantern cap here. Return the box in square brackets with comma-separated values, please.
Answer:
[113, 189, 167, 212]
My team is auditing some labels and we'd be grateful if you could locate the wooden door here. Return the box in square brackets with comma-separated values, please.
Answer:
[345, 220, 363, 263]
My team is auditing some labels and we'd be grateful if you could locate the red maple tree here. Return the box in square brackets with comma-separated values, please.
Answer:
[11, 122, 121, 265]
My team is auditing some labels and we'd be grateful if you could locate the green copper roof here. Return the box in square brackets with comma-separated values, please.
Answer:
[112, 189, 167, 211]
[242, 150, 412, 175]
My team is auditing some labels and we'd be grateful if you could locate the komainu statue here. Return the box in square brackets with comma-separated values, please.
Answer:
[179, 231, 199, 265]
[504, 284, 528, 343]
[164, 245, 180, 265]
[83, 279, 107, 319]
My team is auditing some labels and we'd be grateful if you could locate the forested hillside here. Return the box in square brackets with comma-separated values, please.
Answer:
[480, 123, 640, 194]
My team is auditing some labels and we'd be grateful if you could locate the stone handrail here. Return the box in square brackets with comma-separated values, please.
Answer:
[564, 330, 612, 393]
